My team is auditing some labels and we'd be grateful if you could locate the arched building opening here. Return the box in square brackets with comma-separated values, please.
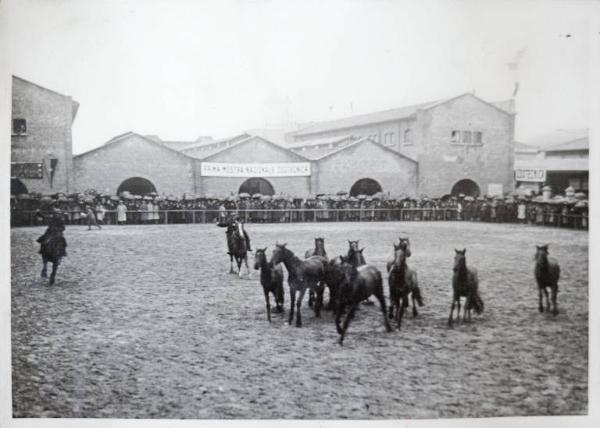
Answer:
[451, 179, 481, 197]
[349, 178, 383, 196]
[11, 178, 28, 195]
[117, 177, 157, 195]
[239, 177, 275, 196]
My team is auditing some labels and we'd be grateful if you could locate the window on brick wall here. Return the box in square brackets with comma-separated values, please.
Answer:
[462, 131, 472, 144]
[12, 118, 27, 135]
[404, 129, 413, 145]
[383, 132, 395, 147]
[451, 130, 460, 143]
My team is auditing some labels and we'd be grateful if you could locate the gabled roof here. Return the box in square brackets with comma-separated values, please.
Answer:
[544, 137, 589, 152]
[287, 135, 356, 149]
[524, 129, 588, 149]
[75, 131, 196, 160]
[309, 137, 417, 163]
[181, 133, 250, 152]
[199, 135, 310, 162]
[13, 75, 80, 122]
[514, 141, 539, 152]
[290, 93, 513, 138]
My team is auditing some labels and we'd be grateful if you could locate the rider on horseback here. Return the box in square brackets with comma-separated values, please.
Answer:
[216, 211, 252, 251]
[232, 213, 252, 251]
[36, 206, 67, 258]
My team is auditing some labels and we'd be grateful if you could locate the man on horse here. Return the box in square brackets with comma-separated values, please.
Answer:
[36, 205, 67, 258]
[217, 212, 252, 251]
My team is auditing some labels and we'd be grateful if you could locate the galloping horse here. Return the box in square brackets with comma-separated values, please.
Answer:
[448, 249, 484, 326]
[534, 244, 560, 315]
[225, 219, 250, 277]
[387, 243, 423, 329]
[305, 237, 327, 308]
[254, 248, 284, 322]
[335, 253, 392, 345]
[269, 243, 328, 327]
[40, 234, 67, 285]
[386, 237, 411, 272]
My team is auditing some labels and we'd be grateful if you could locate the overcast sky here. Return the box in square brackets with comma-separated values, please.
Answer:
[4, 0, 596, 154]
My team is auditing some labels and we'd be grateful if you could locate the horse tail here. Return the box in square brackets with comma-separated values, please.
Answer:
[413, 286, 424, 307]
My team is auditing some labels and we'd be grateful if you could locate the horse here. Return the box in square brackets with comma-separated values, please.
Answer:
[387, 243, 423, 329]
[448, 249, 484, 326]
[40, 233, 67, 285]
[226, 219, 250, 278]
[347, 240, 366, 266]
[386, 237, 411, 272]
[254, 248, 285, 322]
[269, 243, 328, 327]
[305, 237, 327, 308]
[335, 254, 392, 345]
[534, 244, 560, 315]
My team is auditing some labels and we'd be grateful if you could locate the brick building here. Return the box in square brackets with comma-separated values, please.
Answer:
[288, 93, 516, 197]
[11, 76, 79, 195]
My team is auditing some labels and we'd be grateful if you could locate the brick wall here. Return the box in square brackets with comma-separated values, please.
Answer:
[415, 94, 515, 197]
[73, 134, 197, 195]
[314, 140, 418, 197]
[11, 76, 77, 194]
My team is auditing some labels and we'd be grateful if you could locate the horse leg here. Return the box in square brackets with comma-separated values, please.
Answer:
[41, 259, 48, 278]
[538, 286, 544, 312]
[551, 286, 558, 315]
[229, 254, 235, 274]
[543, 287, 550, 312]
[264, 287, 271, 323]
[295, 288, 307, 327]
[456, 297, 461, 321]
[398, 297, 406, 330]
[244, 256, 251, 279]
[339, 303, 358, 345]
[335, 302, 345, 334]
[375, 290, 392, 333]
[49, 261, 58, 285]
[288, 285, 296, 325]
[412, 292, 418, 317]
[314, 282, 324, 318]
[308, 290, 315, 308]
[448, 297, 456, 327]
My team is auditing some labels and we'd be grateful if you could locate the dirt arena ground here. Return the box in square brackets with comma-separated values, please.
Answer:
[11, 221, 588, 419]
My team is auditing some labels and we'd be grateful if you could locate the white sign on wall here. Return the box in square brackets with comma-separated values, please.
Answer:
[200, 162, 311, 177]
[515, 168, 546, 182]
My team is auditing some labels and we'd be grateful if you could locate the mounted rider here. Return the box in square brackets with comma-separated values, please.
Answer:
[216, 211, 252, 251]
[35, 204, 67, 258]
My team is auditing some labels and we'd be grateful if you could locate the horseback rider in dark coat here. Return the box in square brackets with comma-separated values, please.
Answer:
[216, 212, 252, 251]
[36, 206, 67, 258]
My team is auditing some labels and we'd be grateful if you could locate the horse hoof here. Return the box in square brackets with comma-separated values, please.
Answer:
[539, 307, 544, 313]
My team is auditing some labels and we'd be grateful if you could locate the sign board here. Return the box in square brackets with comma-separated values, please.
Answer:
[487, 183, 503, 197]
[200, 162, 311, 178]
[515, 168, 546, 182]
[11, 162, 43, 179]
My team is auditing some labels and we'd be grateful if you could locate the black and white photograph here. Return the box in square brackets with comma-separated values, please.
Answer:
[1, 0, 598, 426]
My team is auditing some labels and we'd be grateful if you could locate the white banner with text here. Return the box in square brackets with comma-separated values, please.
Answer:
[200, 162, 311, 177]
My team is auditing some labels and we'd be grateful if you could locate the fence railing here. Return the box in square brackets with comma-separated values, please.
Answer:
[10, 208, 588, 230]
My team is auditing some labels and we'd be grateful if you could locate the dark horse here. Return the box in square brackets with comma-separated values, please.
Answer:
[448, 249, 484, 326]
[269, 243, 328, 327]
[387, 243, 423, 329]
[37, 210, 67, 285]
[335, 252, 392, 345]
[254, 248, 285, 322]
[225, 219, 250, 277]
[305, 237, 327, 308]
[534, 244, 560, 315]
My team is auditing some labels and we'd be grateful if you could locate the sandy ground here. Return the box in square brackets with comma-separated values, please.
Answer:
[11, 221, 588, 419]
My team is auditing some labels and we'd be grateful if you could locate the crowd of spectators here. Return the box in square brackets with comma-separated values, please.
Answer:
[10, 187, 589, 230]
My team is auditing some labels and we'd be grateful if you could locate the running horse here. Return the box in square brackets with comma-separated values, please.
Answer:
[448, 249, 484, 326]
[269, 243, 328, 327]
[387, 242, 423, 329]
[224, 218, 250, 277]
[534, 244, 560, 315]
[305, 237, 327, 308]
[335, 251, 392, 344]
[37, 210, 68, 285]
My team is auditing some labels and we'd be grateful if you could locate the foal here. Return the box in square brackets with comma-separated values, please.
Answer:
[448, 249, 484, 326]
[534, 244, 560, 315]
[254, 248, 284, 322]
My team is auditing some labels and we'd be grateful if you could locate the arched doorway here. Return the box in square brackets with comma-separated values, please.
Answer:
[11, 178, 28, 195]
[117, 177, 157, 195]
[451, 179, 481, 197]
[349, 178, 383, 196]
[239, 177, 275, 196]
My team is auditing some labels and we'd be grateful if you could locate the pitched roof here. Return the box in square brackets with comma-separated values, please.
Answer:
[287, 135, 356, 149]
[524, 129, 589, 149]
[290, 93, 514, 138]
[306, 137, 417, 163]
[544, 137, 589, 152]
[13, 75, 80, 122]
[180, 133, 250, 152]
[75, 131, 196, 160]
[199, 135, 310, 162]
